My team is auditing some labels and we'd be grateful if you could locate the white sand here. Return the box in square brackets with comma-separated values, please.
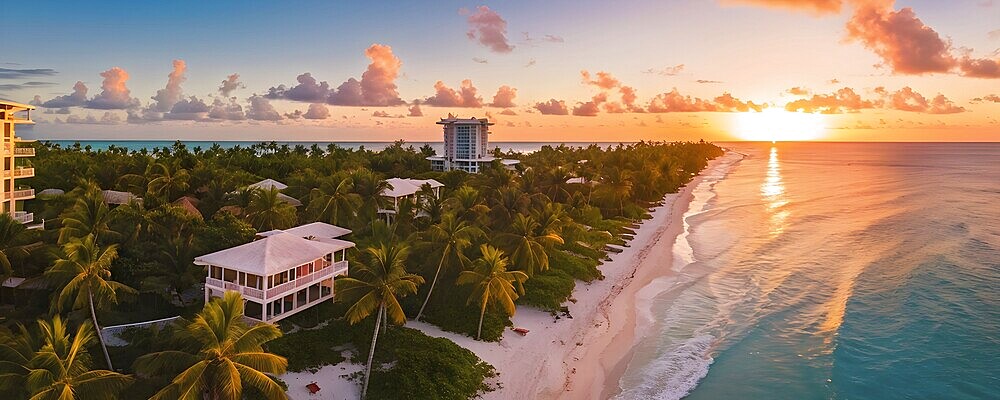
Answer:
[286, 154, 736, 400]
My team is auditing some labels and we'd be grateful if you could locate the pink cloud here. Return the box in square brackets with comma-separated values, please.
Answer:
[647, 88, 762, 113]
[720, 0, 844, 14]
[149, 59, 186, 112]
[247, 95, 281, 121]
[784, 87, 878, 113]
[408, 100, 423, 117]
[219, 73, 244, 97]
[464, 6, 514, 53]
[304, 103, 330, 120]
[573, 93, 608, 117]
[581, 70, 620, 89]
[490, 85, 517, 108]
[425, 79, 484, 107]
[41, 81, 88, 108]
[846, 2, 956, 75]
[883, 86, 965, 114]
[534, 99, 569, 115]
[87, 67, 139, 109]
[268, 44, 405, 106]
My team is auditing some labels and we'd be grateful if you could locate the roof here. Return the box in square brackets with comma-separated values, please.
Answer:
[102, 190, 142, 205]
[194, 232, 354, 275]
[38, 188, 66, 196]
[0, 100, 36, 111]
[382, 178, 444, 198]
[436, 116, 493, 126]
[172, 196, 204, 220]
[2, 277, 26, 288]
[277, 193, 302, 207]
[259, 222, 352, 239]
[249, 179, 288, 190]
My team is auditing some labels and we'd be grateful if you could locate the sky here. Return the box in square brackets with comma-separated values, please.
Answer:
[1, 0, 998, 142]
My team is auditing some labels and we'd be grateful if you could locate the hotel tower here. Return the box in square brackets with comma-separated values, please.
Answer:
[427, 115, 519, 173]
[1, 100, 37, 226]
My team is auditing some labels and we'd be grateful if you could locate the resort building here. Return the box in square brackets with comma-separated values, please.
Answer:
[1, 100, 37, 227]
[195, 222, 354, 323]
[378, 178, 443, 221]
[426, 116, 519, 173]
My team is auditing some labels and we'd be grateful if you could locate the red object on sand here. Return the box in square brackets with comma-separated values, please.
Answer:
[306, 382, 321, 394]
[513, 327, 530, 336]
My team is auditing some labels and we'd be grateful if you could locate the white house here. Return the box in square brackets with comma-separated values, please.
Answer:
[195, 222, 354, 323]
[378, 178, 443, 221]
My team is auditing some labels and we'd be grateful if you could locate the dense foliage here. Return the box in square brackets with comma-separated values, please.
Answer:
[1, 138, 722, 399]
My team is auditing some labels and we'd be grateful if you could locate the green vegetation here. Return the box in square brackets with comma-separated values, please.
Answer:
[1, 139, 722, 399]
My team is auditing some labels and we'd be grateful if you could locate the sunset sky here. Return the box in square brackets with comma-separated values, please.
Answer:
[2, 0, 998, 142]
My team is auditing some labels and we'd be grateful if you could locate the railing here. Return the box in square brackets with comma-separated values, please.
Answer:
[13, 211, 32, 224]
[12, 167, 34, 177]
[205, 277, 265, 300]
[265, 261, 345, 299]
[5, 188, 34, 199]
[13, 147, 34, 156]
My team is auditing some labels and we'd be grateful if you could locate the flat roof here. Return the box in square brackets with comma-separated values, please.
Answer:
[259, 222, 352, 239]
[195, 231, 354, 275]
[382, 177, 444, 198]
[0, 100, 36, 111]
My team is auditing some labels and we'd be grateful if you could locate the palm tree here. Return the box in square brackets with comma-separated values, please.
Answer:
[0, 316, 133, 399]
[496, 214, 564, 276]
[349, 169, 390, 223]
[600, 167, 634, 216]
[245, 187, 297, 231]
[447, 186, 490, 224]
[146, 161, 191, 202]
[0, 213, 39, 278]
[306, 175, 360, 226]
[45, 234, 136, 370]
[58, 187, 119, 244]
[135, 291, 288, 400]
[335, 243, 424, 399]
[457, 245, 528, 340]
[415, 214, 482, 320]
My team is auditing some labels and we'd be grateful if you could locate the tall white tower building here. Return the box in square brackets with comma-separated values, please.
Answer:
[426, 115, 518, 173]
[1, 100, 37, 226]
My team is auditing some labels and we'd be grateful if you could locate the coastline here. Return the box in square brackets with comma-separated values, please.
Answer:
[283, 152, 741, 400]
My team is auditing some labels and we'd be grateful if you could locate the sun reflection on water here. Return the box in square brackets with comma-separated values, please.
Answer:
[761, 147, 788, 235]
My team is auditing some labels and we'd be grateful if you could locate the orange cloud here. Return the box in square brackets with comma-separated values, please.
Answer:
[425, 79, 484, 107]
[881, 86, 965, 114]
[490, 85, 517, 108]
[784, 87, 879, 113]
[786, 86, 811, 96]
[87, 67, 139, 110]
[573, 93, 607, 116]
[534, 99, 569, 115]
[408, 100, 423, 117]
[647, 89, 761, 112]
[268, 44, 405, 106]
[846, 2, 956, 75]
[581, 70, 620, 89]
[150, 59, 187, 112]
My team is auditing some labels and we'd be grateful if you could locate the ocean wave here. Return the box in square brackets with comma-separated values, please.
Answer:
[614, 334, 716, 400]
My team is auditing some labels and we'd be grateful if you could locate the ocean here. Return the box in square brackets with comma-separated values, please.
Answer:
[616, 142, 1000, 399]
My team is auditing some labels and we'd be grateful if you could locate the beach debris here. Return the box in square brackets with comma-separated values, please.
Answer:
[306, 382, 320, 394]
[512, 327, 530, 336]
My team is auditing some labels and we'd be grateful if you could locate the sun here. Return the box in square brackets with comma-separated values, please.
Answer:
[734, 108, 828, 142]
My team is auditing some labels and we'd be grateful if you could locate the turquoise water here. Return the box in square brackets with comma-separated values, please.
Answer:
[617, 143, 1000, 400]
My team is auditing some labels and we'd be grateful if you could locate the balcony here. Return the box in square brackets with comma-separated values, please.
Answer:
[206, 277, 265, 300]
[13, 147, 34, 157]
[12, 167, 34, 178]
[5, 188, 34, 200]
[12, 211, 32, 224]
[206, 260, 348, 301]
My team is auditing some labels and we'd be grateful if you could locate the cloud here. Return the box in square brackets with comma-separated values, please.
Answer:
[828, 78, 841, 84]
[29, 95, 43, 106]
[208, 97, 246, 120]
[219, 73, 244, 97]
[786, 86, 811, 96]
[463, 6, 514, 53]
[372, 110, 405, 118]
[695, 79, 723, 84]
[164, 96, 210, 120]
[499, 109, 517, 115]
[573, 93, 607, 117]
[424, 79, 484, 107]
[490, 85, 517, 108]
[472, 57, 488, 64]
[0, 68, 57, 79]
[41, 81, 89, 108]
[720, 0, 843, 14]
[957, 56, 1000, 78]
[581, 70, 620, 89]
[268, 44, 405, 106]
[60, 111, 123, 125]
[846, 2, 956, 75]
[524, 59, 537, 68]
[647, 88, 762, 112]
[246, 95, 282, 120]
[304, 103, 330, 119]
[643, 64, 686, 76]
[332, 44, 406, 106]
[86, 67, 140, 109]
[408, 100, 423, 117]
[0, 81, 56, 91]
[970, 94, 1000, 103]
[785, 87, 879, 113]
[149, 59, 187, 112]
[284, 110, 304, 120]
[534, 99, 569, 115]
[881, 86, 966, 114]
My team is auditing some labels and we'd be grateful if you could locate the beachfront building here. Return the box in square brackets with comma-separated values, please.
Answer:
[1, 100, 37, 227]
[378, 178, 443, 222]
[195, 222, 354, 323]
[426, 116, 519, 173]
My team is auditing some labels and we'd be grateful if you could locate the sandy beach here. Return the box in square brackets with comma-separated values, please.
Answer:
[286, 153, 738, 400]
